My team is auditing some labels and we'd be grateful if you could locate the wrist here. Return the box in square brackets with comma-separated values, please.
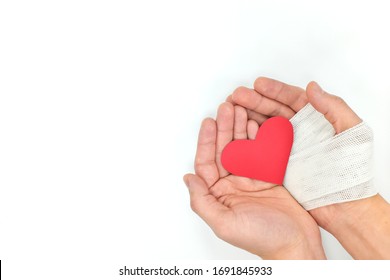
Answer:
[309, 196, 376, 232]
[262, 237, 327, 260]
[310, 194, 390, 259]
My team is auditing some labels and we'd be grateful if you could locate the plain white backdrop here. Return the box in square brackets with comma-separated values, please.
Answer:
[1, 0, 390, 278]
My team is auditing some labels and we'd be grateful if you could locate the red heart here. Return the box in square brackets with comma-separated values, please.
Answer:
[221, 116, 293, 185]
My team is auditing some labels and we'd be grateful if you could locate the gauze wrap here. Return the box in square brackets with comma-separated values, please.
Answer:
[284, 104, 377, 210]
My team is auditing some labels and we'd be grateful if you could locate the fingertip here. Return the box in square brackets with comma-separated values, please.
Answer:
[200, 118, 217, 133]
[306, 81, 321, 91]
[202, 117, 216, 125]
[218, 101, 234, 115]
[305, 81, 326, 112]
[231, 86, 251, 104]
[253, 76, 271, 92]
[216, 102, 235, 128]
[306, 81, 323, 101]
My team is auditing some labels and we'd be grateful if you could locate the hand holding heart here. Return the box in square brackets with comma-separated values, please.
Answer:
[185, 77, 390, 259]
[227, 79, 365, 230]
[184, 102, 325, 259]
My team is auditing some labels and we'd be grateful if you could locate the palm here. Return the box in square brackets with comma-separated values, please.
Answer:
[211, 175, 319, 257]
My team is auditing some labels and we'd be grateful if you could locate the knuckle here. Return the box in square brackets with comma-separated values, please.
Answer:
[194, 162, 209, 175]
[254, 77, 267, 90]
[194, 156, 203, 167]
[269, 105, 281, 116]
[232, 86, 249, 101]
[189, 198, 199, 213]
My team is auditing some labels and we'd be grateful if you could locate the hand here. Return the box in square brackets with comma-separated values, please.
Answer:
[230, 77, 390, 259]
[184, 102, 326, 259]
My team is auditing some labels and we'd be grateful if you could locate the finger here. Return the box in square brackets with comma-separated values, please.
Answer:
[253, 77, 308, 112]
[232, 86, 295, 119]
[216, 102, 234, 177]
[247, 119, 259, 140]
[194, 118, 219, 187]
[233, 106, 248, 140]
[184, 174, 230, 229]
[306, 81, 362, 134]
[246, 109, 268, 125]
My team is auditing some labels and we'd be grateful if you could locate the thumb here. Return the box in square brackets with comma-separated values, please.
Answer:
[306, 81, 362, 134]
[183, 174, 229, 229]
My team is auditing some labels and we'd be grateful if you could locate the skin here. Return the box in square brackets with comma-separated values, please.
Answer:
[184, 102, 326, 259]
[228, 77, 390, 259]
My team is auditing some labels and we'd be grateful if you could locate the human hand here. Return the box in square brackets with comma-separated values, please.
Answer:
[230, 77, 390, 259]
[184, 102, 326, 259]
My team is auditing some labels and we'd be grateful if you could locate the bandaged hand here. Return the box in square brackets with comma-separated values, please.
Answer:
[285, 97, 375, 210]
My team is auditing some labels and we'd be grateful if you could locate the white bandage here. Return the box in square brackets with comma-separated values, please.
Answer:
[284, 104, 377, 210]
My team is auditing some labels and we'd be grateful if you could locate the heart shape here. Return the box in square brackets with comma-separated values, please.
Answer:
[221, 116, 293, 185]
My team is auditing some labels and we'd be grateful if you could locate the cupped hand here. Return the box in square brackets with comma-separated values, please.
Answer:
[184, 102, 325, 259]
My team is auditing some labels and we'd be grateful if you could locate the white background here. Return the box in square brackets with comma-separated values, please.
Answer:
[1, 0, 390, 278]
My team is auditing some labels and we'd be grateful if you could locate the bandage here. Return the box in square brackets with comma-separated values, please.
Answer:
[284, 104, 377, 210]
